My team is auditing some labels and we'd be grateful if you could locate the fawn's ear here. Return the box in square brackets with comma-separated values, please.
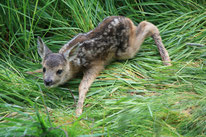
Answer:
[63, 43, 79, 62]
[37, 36, 52, 59]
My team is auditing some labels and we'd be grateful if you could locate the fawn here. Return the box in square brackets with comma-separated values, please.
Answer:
[35, 16, 171, 116]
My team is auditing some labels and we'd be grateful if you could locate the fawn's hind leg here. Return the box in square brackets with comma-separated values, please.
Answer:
[117, 21, 171, 66]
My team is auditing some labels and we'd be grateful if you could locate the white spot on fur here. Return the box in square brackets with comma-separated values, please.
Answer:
[87, 50, 91, 55]
[77, 58, 81, 65]
[112, 19, 119, 26]
[81, 58, 86, 64]
[82, 47, 86, 53]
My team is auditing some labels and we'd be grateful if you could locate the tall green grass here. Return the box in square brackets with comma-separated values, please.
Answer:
[0, 0, 206, 136]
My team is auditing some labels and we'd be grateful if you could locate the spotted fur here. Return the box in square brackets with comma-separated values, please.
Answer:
[36, 16, 171, 116]
[59, 16, 132, 67]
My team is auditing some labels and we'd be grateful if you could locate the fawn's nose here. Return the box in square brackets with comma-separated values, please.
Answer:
[44, 79, 53, 86]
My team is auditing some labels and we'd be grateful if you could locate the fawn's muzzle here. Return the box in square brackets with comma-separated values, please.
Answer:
[44, 79, 53, 86]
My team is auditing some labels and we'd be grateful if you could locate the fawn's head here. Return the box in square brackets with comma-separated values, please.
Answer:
[37, 37, 78, 87]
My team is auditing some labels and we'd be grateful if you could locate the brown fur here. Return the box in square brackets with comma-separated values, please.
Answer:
[35, 16, 171, 116]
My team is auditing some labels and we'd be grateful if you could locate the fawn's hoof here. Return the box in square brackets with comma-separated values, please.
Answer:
[76, 108, 82, 116]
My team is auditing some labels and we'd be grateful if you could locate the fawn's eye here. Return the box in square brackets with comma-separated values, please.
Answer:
[43, 67, 46, 73]
[56, 69, 63, 75]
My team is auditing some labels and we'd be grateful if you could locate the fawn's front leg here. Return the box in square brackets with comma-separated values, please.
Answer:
[76, 62, 104, 116]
